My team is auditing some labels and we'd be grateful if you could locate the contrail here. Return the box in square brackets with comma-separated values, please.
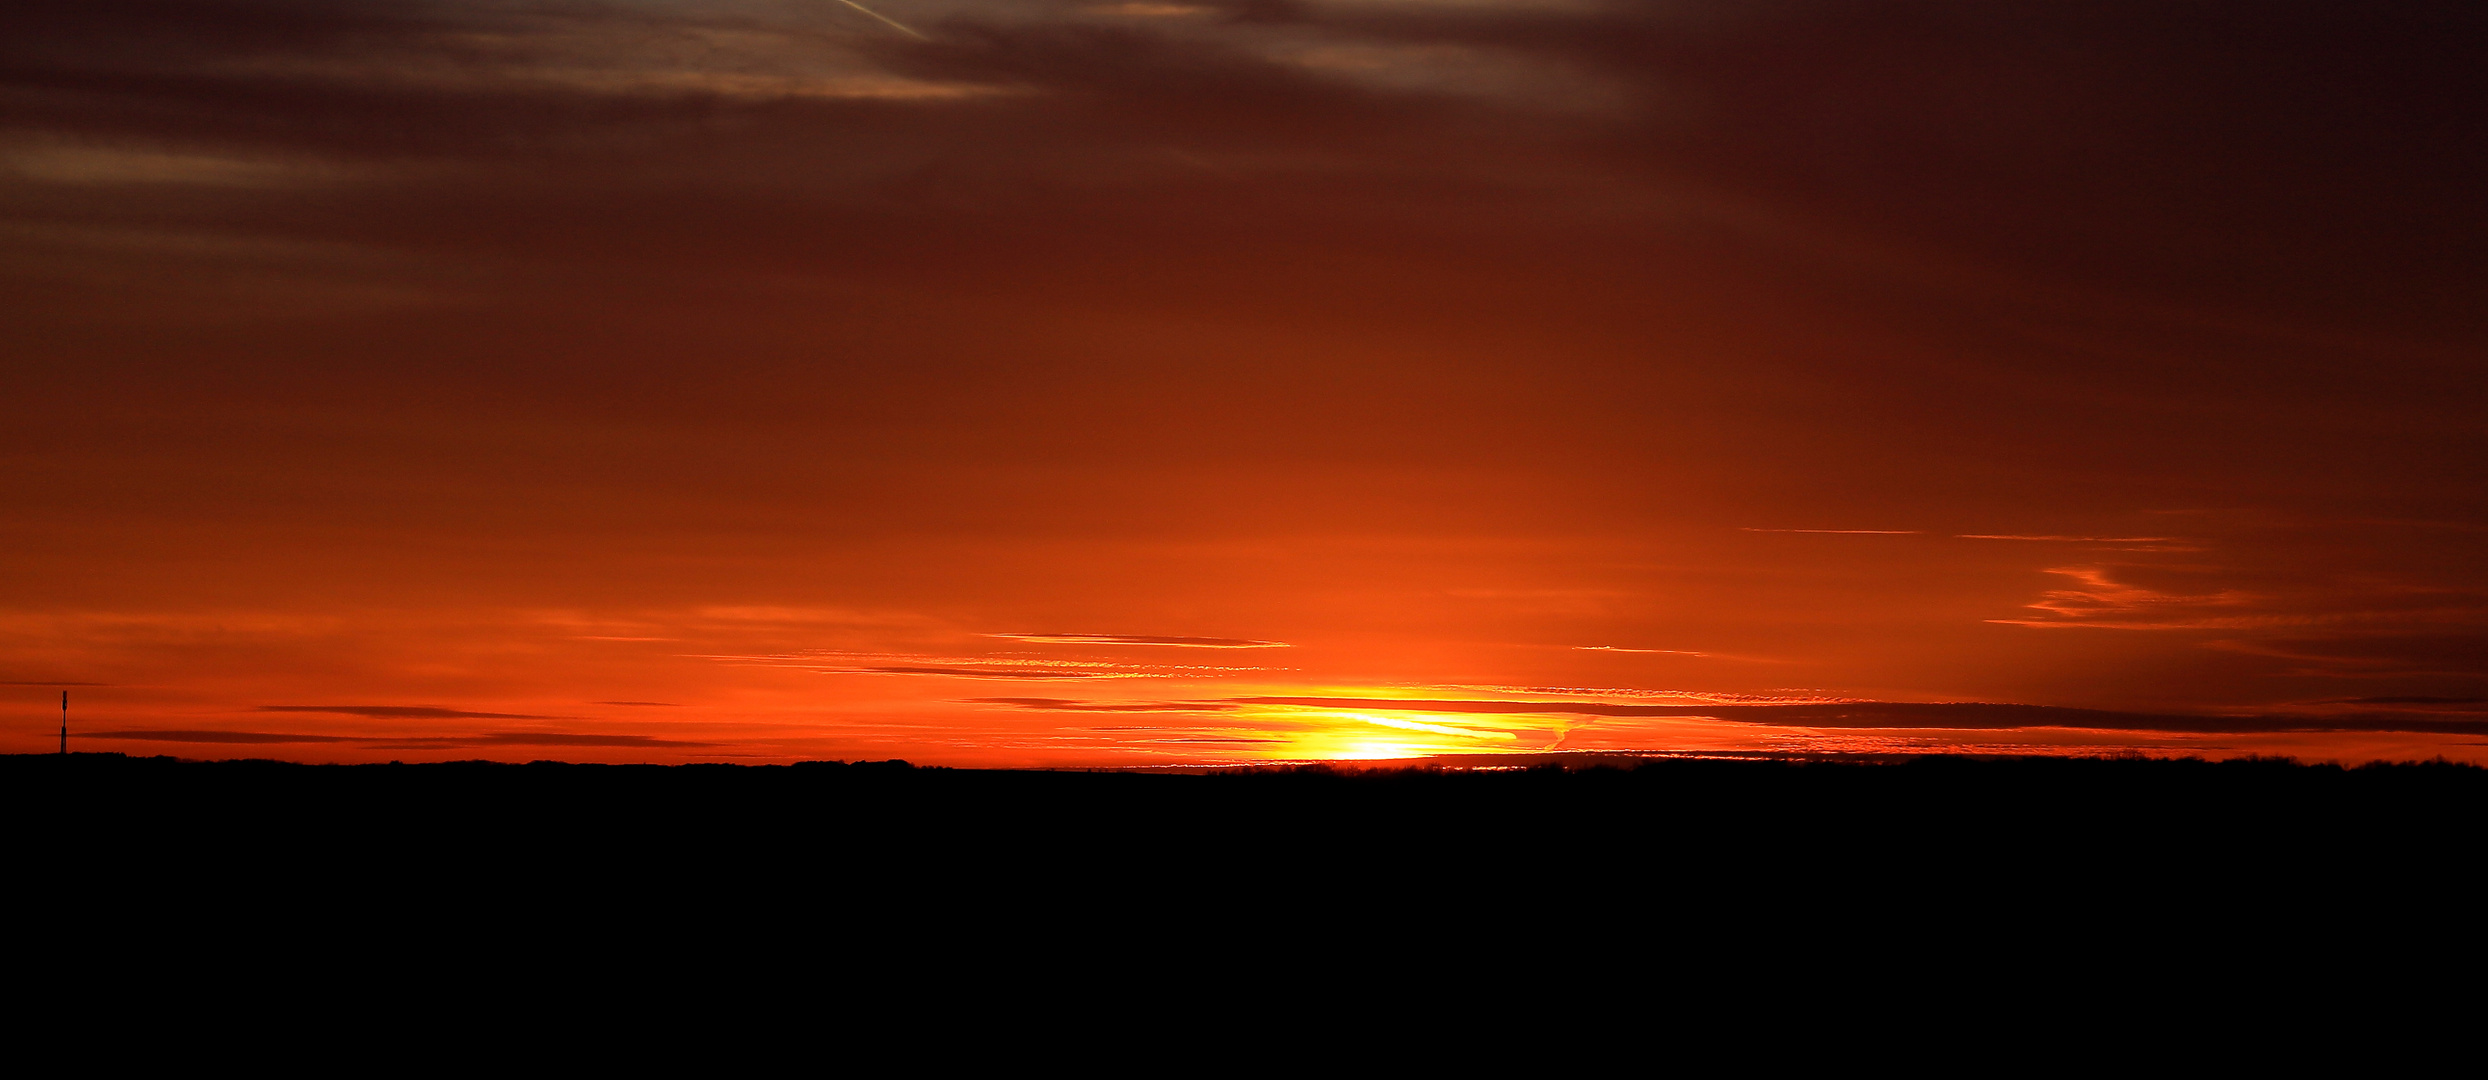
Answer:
[836, 0, 925, 39]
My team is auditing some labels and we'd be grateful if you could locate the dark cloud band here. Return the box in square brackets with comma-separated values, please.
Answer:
[1236, 697, 2488, 738]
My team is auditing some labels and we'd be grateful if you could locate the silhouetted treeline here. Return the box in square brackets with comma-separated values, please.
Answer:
[16, 753, 2482, 871]
[14, 753, 2480, 967]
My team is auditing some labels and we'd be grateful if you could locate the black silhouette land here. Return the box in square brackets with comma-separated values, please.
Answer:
[20, 748, 2479, 1030]
[17, 752, 2482, 916]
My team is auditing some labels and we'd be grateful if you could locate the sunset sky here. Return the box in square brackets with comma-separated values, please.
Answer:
[5, 0, 2483, 765]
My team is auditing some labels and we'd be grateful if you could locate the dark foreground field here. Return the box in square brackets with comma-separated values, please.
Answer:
[14, 752, 2480, 1018]
[15, 753, 2483, 904]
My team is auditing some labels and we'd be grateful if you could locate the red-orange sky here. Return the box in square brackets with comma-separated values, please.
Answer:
[5, 1, 2484, 765]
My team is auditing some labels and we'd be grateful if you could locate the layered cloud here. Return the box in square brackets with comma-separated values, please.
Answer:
[85, 729, 712, 747]
[5, 2, 2482, 764]
[257, 704, 568, 720]
[966, 696, 1239, 712]
[985, 632, 1290, 648]
[12, 1, 2479, 308]
[1233, 695, 2488, 739]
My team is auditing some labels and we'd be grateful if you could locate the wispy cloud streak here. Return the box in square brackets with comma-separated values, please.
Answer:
[984, 633, 1290, 648]
[88, 730, 713, 747]
[967, 697, 1240, 712]
[259, 704, 568, 720]
[1233, 697, 2488, 737]
[835, 0, 926, 40]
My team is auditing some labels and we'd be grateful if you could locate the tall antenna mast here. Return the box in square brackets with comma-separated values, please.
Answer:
[60, 690, 67, 755]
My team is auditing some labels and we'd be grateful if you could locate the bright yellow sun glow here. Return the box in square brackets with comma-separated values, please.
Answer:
[1236, 704, 1538, 761]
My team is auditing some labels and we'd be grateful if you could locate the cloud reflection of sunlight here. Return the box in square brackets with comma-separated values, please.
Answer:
[1349, 712, 1519, 742]
[1230, 701, 1537, 761]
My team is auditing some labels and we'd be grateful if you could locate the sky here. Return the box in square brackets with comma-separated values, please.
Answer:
[4, 0, 2483, 765]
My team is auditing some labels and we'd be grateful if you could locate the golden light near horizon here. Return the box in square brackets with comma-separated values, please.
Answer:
[1258, 708, 1528, 762]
